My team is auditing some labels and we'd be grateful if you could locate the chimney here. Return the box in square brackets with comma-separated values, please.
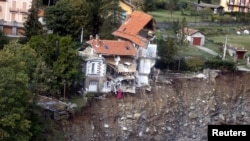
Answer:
[89, 35, 93, 40]
[95, 34, 100, 48]
[96, 34, 99, 40]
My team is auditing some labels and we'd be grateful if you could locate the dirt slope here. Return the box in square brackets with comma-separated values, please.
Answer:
[60, 71, 250, 141]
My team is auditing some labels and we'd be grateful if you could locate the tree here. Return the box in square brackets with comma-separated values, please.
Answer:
[131, 0, 145, 11]
[180, 17, 187, 45]
[99, 0, 123, 39]
[29, 35, 83, 97]
[166, 0, 179, 18]
[0, 30, 9, 50]
[45, 0, 123, 41]
[0, 41, 64, 140]
[44, 0, 73, 37]
[52, 36, 83, 97]
[0, 42, 33, 141]
[143, 0, 156, 12]
[157, 37, 178, 64]
[22, 0, 43, 42]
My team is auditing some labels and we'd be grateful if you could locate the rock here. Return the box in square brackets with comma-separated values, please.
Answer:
[190, 106, 195, 110]
[139, 131, 143, 137]
[122, 116, 126, 120]
[134, 113, 141, 118]
[219, 114, 225, 121]
[127, 114, 133, 119]
[145, 127, 150, 133]
[104, 124, 109, 128]
[192, 135, 196, 139]
[122, 127, 128, 131]
[189, 112, 197, 119]
[167, 126, 172, 131]
[208, 97, 216, 112]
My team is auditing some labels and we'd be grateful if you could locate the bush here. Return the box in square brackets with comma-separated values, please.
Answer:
[185, 56, 205, 71]
[204, 59, 237, 71]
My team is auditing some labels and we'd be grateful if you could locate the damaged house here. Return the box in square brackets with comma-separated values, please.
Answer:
[112, 11, 157, 87]
[79, 10, 157, 94]
[79, 35, 137, 93]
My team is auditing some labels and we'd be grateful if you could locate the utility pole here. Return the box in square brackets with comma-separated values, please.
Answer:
[223, 34, 228, 60]
[64, 80, 66, 101]
[80, 27, 83, 43]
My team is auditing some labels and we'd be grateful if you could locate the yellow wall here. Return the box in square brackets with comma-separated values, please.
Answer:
[220, 0, 250, 13]
[119, 0, 133, 15]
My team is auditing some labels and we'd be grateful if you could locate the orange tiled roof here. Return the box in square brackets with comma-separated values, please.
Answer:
[87, 39, 136, 56]
[38, 9, 44, 17]
[183, 27, 200, 35]
[112, 11, 153, 48]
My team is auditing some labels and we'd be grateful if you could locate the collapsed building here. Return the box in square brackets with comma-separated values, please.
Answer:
[78, 11, 157, 94]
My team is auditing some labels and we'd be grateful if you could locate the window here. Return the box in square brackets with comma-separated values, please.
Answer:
[11, 13, 16, 21]
[91, 63, 95, 74]
[12, 27, 17, 35]
[22, 14, 27, 22]
[229, 0, 234, 5]
[240, 0, 245, 5]
[23, 2, 27, 9]
[239, 7, 244, 12]
[228, 6, 233, 11]
[12, 1, 16, 8]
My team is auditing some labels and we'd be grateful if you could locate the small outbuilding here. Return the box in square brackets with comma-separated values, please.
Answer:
[227, 45, 248, 60]
[182, 27, 205, 46]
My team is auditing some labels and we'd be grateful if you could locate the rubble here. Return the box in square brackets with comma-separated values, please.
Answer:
[60, 71, 250, 141]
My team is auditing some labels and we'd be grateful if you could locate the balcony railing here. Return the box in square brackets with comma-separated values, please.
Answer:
[19, 9, 28, 13]
[0, 20, 24, 27]
[9, 7, 19, 12]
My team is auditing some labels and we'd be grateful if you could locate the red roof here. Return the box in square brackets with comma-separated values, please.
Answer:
[87, 39, 136, 56]
[183, 27, 200, 35]
[112, 11, 153, 48]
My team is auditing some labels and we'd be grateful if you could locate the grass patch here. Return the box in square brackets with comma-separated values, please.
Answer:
[204, 41, 223, 54]
[66, 95, 87, 112]
[149, 9, 201, 22]
[178, 45, 216, 60]
[209, 34, 250, 50]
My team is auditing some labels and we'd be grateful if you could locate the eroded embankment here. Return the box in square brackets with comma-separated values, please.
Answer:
[60, 71, 250, 141]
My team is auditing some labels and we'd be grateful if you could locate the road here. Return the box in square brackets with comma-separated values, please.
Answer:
[194, 45, 220, 56]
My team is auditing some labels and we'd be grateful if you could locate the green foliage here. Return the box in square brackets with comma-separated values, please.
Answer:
[199, 7, 212, 21]
[29, 34, 83, 97]
[53, 36, 83, 86]
[144, 0, 156, 12]
[166, 0, 179, 17]
[185, 56, 205, 71]
[45, 0, 123, 41]
[22, 0, 43, 42]
[0, 30, 9, 50]
[157, 37, 178, 64]
[98, 0, 123, 39]
[0, 42, 33, 141]
[44, 0, 73, 36]
[204, 59, 237, 71]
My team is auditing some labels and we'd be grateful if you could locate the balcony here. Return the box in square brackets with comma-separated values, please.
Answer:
[9, 7, 18, 12]
[19, 9, 28, 13]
